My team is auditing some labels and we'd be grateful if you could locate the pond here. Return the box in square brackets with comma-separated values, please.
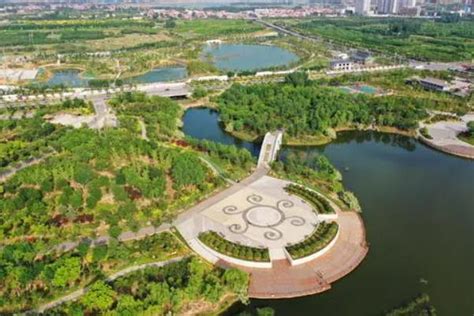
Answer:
[46, 69, 90, 88]
[45, 67, 187, 88]
[125, 67, 187, 84]
[182, 107, 474, 315]
[182, 108, 261, 155]
[201, 43, 299, 72]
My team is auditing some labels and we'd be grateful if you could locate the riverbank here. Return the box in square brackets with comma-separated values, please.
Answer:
[220, 120, 418, 147]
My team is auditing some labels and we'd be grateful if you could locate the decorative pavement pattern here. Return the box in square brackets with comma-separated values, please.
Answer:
[222, 194, 306, 241]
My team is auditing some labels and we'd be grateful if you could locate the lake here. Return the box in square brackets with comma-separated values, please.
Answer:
[201, 43, 299, 72]
[182, 108, 474, 315]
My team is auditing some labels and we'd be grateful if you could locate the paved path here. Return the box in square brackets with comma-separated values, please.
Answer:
[0, 152, 54, 183]
[421, 113, 474, 159]
[138, 118, 148, 140]
[35, 256, 185, 313]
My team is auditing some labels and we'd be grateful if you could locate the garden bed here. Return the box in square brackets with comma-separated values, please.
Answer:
[198, 231, 270, 262]
[286, 221, 339, 259]
[285, 184, 336, 214]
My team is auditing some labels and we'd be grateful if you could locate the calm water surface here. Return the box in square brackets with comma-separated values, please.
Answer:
[125, 67, 187, 84]
[183, 108, 474, 315]
[46, 69, 89, 87]
[46, 67, 186, 87]
[202, 43, 298, 72]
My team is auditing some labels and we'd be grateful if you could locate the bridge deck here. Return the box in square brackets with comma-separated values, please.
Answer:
[257, 131, 283, 167]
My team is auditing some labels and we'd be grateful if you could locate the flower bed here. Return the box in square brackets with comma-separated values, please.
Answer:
[285, 184, 336, 214]
[198, 231, 270, 262]
[286, 221, 339, 259]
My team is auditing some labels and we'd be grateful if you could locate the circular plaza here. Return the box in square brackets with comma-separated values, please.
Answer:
[176, 174, 368, 298]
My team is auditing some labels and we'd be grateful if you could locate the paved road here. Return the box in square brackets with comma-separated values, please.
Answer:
[256, 19, 321, 42]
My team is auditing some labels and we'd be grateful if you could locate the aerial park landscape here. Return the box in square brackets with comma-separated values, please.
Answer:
[0, 2, 473, 315]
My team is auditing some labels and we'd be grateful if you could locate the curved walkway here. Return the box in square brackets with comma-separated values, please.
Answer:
[35, 256, 185, 313]
[421, 113, 474, 159]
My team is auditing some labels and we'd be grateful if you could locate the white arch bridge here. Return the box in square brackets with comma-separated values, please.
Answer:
[257, 130, 284, 168]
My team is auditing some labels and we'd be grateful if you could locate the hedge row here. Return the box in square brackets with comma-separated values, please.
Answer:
[198, 231, 270, 262]
[285, 184, 336, 214]
[286, 221, 339, 259]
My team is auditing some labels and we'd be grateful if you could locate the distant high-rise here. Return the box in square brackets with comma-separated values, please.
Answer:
[355, 0, 371, 14]
[377, 0, 399, 13]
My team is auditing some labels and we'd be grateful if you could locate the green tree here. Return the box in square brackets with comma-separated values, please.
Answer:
[52, 257, 81, 287]
[284, 71, 309, 86]
[186, 258, 206, 298]
[116, 294, 143, 316]
[171, 153, 206, 189]
[257, 307, 275, 316]
[223, 268, 249, 299]
[165, 19, 176, 28]
[467, 121, 474, 135]
[81, 281, 115, 311]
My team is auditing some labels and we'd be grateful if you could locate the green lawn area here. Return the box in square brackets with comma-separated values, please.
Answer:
[174, 19, 263, 37]
[292, 17, 474, 62]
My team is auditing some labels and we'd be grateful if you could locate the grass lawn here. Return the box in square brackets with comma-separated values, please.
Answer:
[174, 19, 263, 37]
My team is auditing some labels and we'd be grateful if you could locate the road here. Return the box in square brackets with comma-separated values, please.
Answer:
[0, 82, 192, 108]
[255, 19, 321, 42]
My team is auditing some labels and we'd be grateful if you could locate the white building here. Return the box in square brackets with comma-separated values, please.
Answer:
[330, 59, 353, 71]
[355, 0, 371, 15]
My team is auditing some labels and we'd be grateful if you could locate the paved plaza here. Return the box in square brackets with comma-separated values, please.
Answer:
[423, 113, 474, 159]
[200, 176, 319, 250]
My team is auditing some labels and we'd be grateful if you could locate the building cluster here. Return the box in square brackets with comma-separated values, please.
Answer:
[355, 0, 419, 15]
[330, 51, 374, 71]
[407, 76, 472, 97]
[147, 6, 336, 20]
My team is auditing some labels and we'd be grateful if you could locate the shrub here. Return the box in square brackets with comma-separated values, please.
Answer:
[286, 222, 339, 259]
[198, 231, 269, 262]
[285, 184, 336, 214]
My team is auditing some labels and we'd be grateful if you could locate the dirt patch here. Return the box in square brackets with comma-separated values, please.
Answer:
[165, 174, 176, 201]
[124, 185, 142, 200]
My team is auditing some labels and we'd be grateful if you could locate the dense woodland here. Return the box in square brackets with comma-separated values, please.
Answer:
[218, 79, 429, 139]
[47, 257, 248, 315]
[0, 90, 259, 313]
[0, 126, 219, 243]
[294, 17, 474, 61]
[0, 232, 186, 313]
[0, 93, 258, 245]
